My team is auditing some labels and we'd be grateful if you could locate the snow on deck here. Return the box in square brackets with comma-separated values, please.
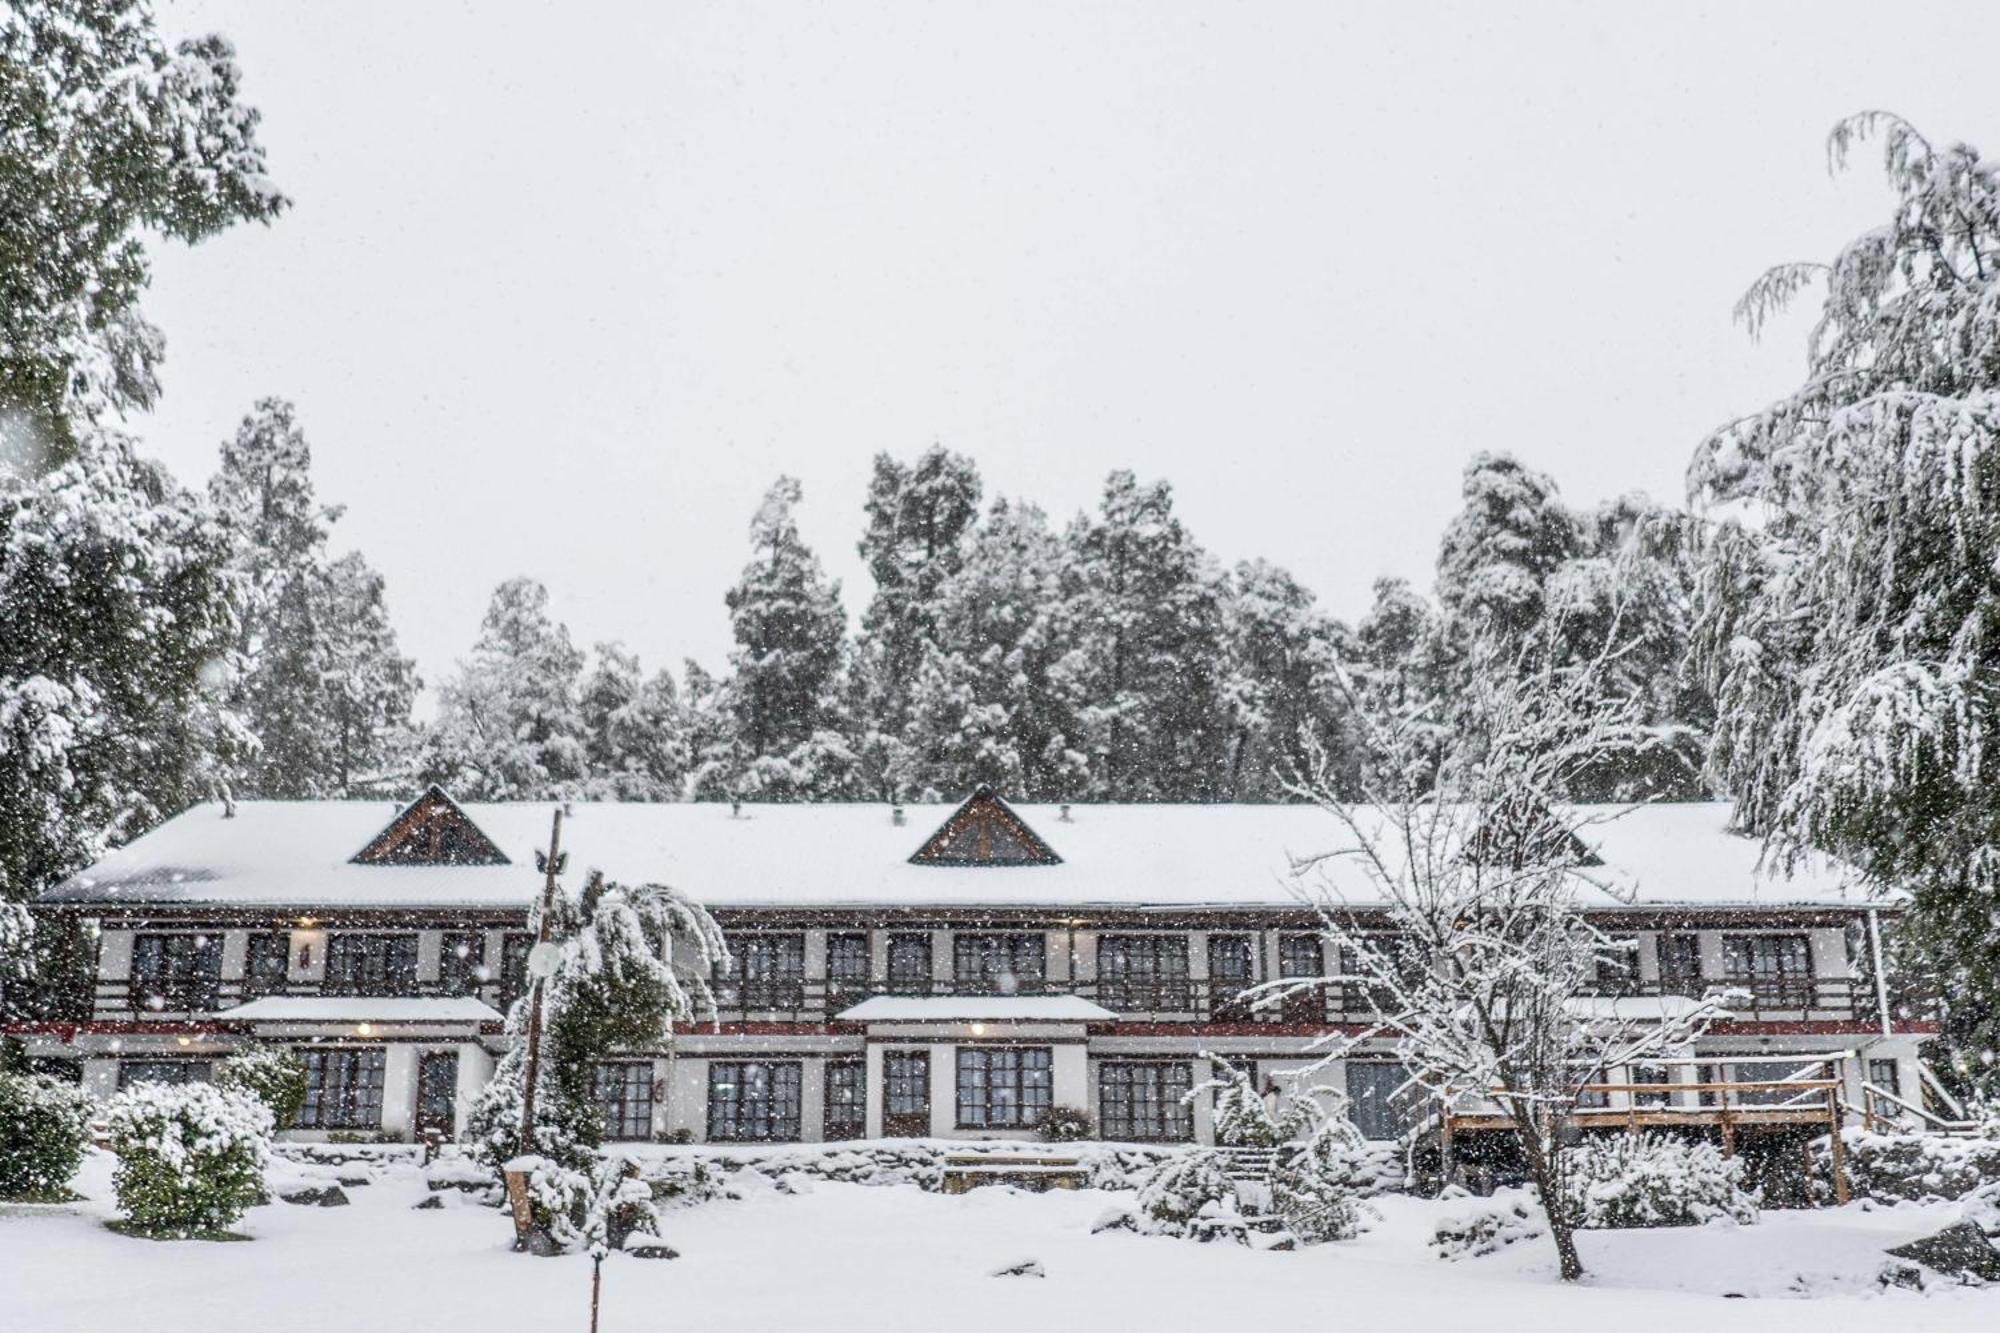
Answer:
[42, 799, 1864, 912]
[835, 996, 1117, 1022]
[217, 996, 503, 1024]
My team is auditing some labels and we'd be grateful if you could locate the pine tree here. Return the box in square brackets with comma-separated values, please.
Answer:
[1435, 452, 1582, 666]
[578, 644, 688, 801]
[425, 578, 589, 800]
[1064, 471, 1232, 801]
[208, 400, 415, 798]
[854, 448, 982, 785]
[0, 2, 286, 465]
[1221, 559, 1360, 800]
[709, 478, 853, 800]
[1687, 113, 2000, 1091]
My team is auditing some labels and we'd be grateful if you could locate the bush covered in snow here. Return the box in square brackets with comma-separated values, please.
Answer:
[1432, 1191, 1545, 1260]
[1560, 1133, 1757, 1229]
[1133, 1148, 1238, 1232]
[509, 1153, 660, 1254]
[1197, 1058, 1312, 1148]
[1039, 1105, 1095, 1142]
[105, 1082, 272, 1235]
[1814, 1129, 2000, 1204]
[1271, 1112, 1377, 1243]
[215, 1045, 308, 1129]
[0, 1071, 93, 1198]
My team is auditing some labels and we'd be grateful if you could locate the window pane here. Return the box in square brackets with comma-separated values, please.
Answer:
[886, 934, 931, 991]
[1099, 1062, 1192, 1141]
[707, 1061, 803, 1141]
[1345, 1062, 1421, 1140]
[956, 1047, 1051, 1128]
[595, 1062, 654, 1141]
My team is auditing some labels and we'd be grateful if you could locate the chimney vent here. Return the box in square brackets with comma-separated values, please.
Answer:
[891, 805, 906, 827]
[1059, 803, 1072, 823]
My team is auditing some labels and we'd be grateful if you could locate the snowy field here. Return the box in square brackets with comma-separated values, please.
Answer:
[3, 1151, 1996, 1333]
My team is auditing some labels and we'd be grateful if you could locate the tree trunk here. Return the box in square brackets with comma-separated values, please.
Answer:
[1511, 1106, 1583, 1281]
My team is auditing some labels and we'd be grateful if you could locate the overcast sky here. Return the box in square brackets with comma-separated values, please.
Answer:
[137, 1, 2000, 698]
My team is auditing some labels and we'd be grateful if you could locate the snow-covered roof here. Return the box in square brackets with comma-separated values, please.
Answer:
[42, 799, 1866, 913]
[835, 996, 1117, 1022]
[217, 996, 503, 1024]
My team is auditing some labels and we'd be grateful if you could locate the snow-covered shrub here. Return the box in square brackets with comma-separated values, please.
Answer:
[104, 1082, 272, 1235]
[1270, 1109, 1376, 1243]
[1816, 1129, 2000, 1204]
[1560, 1133, 1757, 1229]
[1133, 1148, 1238, 1233]
[1039, 1105, 1094, 1142]
[215, 1045, 308, 1129]
[466, 1058, 599, 1175]
[645, 1156, 729, 1207]
[1195, 1058, 1309, 1148]
[1076, 1143, 1177, 1191]
[0, 1072, 93, 1198]
[510, 1153, 660, 1254]
[1432, 1191, 1545, 1260]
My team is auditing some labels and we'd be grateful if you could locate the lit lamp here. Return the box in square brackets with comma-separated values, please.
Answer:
[969, 1023, 987, 1036]
[356, 1022, 374, 1037]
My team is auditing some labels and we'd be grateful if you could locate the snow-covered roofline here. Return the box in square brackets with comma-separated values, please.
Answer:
[41, 798, 1869, 913]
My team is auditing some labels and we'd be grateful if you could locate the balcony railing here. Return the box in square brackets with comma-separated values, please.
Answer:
[91, 970, 1886, 1027]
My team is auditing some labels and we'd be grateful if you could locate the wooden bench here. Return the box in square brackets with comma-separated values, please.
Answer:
[938, 1153, 1087, 1195]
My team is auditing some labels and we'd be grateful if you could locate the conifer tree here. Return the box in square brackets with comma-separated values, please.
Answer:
[425, 578, 589, 800]
[709, 478, 853, 800]
[0, 1, 286, 464]
[854, 448, 982, 779]
[1221, 559, 1360, 800]
[1688, 113, 2000, 1090]
[1065, 471, 1232, 801]
[578, 644, 688, 801]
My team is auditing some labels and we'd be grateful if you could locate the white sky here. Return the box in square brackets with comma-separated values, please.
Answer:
[136, 1, 2000, 697]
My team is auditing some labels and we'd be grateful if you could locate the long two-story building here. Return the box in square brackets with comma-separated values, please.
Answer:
[8, 787, 1943, 1155]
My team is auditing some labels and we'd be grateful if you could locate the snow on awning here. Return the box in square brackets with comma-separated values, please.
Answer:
[218, 996, 503, 1024]
[835, 995, 1116, 1023]
[1560, 995, 1715, 1022]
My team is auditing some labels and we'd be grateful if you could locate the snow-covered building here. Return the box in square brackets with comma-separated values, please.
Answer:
[8, 787, 1942, 1154]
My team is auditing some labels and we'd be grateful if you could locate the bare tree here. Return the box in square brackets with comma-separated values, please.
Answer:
[1278, 648, 1731, 1281]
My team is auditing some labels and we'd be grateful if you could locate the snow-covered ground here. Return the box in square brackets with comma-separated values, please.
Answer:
[3, 1150, 1995, 1332]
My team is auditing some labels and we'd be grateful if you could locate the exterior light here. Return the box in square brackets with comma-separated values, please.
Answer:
[357, 1022, 374, 1036]
[297, 916, 315, 928]
[176, 1036, 191, 1048]
[970, 1023, 987, 1036]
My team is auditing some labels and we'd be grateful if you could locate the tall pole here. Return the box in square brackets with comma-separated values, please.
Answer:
[518, 806, 564, 1155]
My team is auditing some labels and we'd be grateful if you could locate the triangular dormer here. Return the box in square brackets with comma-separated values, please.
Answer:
[352, 786, 511, 867]
[1462, 797, 1601, 870]
[908, 786, 1062, 867]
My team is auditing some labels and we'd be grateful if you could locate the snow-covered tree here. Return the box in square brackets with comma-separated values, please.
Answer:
[1284, 659, 1732, 1280]
[1, 431, 245, 1017]
[1221, 559, 1360, 800]
[898, 499, 1090, 800]
[1348, 577, 1450, 791]
[467, 870, 724, 1172]
[578, 644, 688, 801]
[424, 577, 589, 800]
[1064, 471, 1232, 801]
[0, 1, 285, 464]
[1686, 113, 2000, 1091]
[853, 447, 982, 775]
[1436, 452, 1581, 657]
[704, 478, 853, 801]
[208, 399, 416, 798]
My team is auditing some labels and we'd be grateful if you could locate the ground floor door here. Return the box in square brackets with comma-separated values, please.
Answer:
[416, 1051, 458, 1138]
[882, 1050, 930, 1137]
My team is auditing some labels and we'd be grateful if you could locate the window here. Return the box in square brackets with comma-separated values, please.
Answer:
[1207, 934, 1256, 1016]
[243, 932, 290, 998]
[440, 932, 487, 997]
[1098, 1061, 1192, 1141]
[885, 1050, 929, 1118]
[827, 932, 870, 1005]
[1718, 1059, 1822, 1108]
[323, 933, 419, 996]
[825, 1061, 865, 1140]
[956, 1047, 1052, 1128]
[131, 933, 222, 1011]
[300, 1049, 387, 1129]
[1630, 1063, 1672, 1107]
[117, 1060, 211, 1088]
[1866, 1058, 1900, 1098]
[886, 933, 932, 993]
[1659, 932, 1702, 996]
[1591, 935, 1641, 996]
[953, 934, 1045, 992]
[594, 1062, 655, 1141]
[1096, 935, 1191, 1012]
[1721, 934, 1813, 1009]
[499, 932, 534, 1011]
[1279, 933, 1322, 979]
[716, 935, 806, 1011]
[1345, 1062, 1422, 1141]
[707, 1061, 802, 1141]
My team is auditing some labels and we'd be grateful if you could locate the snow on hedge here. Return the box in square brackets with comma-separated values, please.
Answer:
[104, 1081, 272, 1234]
